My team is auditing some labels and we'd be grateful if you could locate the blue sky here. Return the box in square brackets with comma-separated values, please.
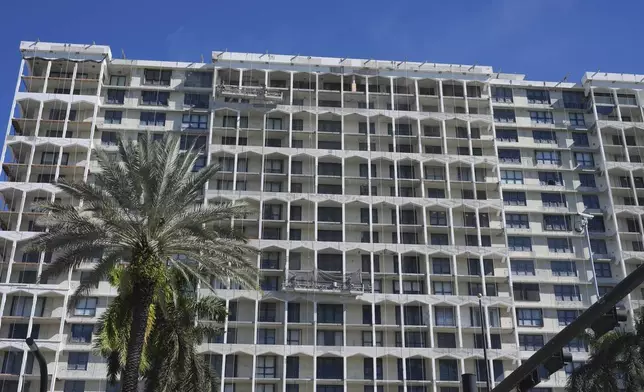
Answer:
[0, 0, 643, 141]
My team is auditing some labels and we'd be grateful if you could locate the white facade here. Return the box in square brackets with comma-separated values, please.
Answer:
[1, 41, 644, 392]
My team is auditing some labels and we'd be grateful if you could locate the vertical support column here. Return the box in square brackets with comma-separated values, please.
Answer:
[340, 74, 345, 152]
[589, 87, 636, 324]
[289, 71, 294, 106]
[1, 58, 26, 165]
[314, 73, 319, 149]
[485, 82, 519, 349]
[14, 191, 27, 232]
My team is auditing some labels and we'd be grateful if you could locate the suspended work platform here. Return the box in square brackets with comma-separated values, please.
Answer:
[282, 270, 367, 295]
[215, 85, 283, 103]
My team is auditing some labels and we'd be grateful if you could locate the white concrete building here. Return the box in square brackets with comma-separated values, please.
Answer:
[1, 41, 644, 392]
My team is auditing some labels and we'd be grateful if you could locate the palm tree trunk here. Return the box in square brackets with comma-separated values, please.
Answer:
[120, 277, 154, 392]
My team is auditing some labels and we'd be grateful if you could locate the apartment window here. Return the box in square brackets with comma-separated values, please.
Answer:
[498, 149, 521, 163]
[535, 150, 561, 165]
[438, 359, 458, 381]
[109, 75, 127, 86]
[139, 112, 166, 126]
[494, 109, 515, 123]
[431, 234, 449, 245]
[182, 113, 208, 129]
[583, 194, 600, 209]
[435, 332, 457, 348]
[285, 356, 299, 379]
[503, 191, 526, 206]
[557, 310, 579, 326]
[501, 170, 523, 184]
[579, 173, 596, 187]
[548, 238, 572, 253]
[562, 90, 585, 108]
[68, 352, 89, 370]
[184, 93, 209, 108]
[505, 214, 529, 229]
[494, 129, 517, 144]
[432, 281, 453, 295]
[530, 111, 554, 124]
[551, 261, 577, 277]
[180, 135, 206, 150]
[492, 87, 513, 102]
[183, 71, 212, 87]
[569, 112, 586, 126]
[362, 305, 382, 325]
[508, 237, 532, 252]
[590, 239, 608, 254]
[432, 258, 451, 274]
[574, 152, 595, 167]
[141, 90, 169, 106]
[64, 381, 85, 392]
[317, 358, 344, 380]
[435, 307, 455, 326]
[258, 329, 276, 344]
[8, 323, 30, 339]
[542, 193, 566, 207]
[265, 182, 283, 192]
[259, 303, 277, 322]
[104, 110, 122, 125]
[429, 211, 447, 226]
[256, 356, 277, 378]
[363, 358, 384, 380]
[318, 304, 343, 323]
[74, 298, 97, 316]
[517, 308, 543, 327]
[519, 334, 544, 351]
[400, 331, 427, 348]
[533, 130, 556, 143]
[594, 262, 612, 278]
[543, 215, 570, 231]
[106, 89, 125, 104]
[539, 171, 562, 186]
[265, 159, 284, 174]
[511, 260, 535, 275]
[266, 118, 283, 130]
[572, 132, 589, 146]
[289, 228, 302, 240]
[514, 283, 540, 301]
[40, 151, 62, 165]
[586, 218, 605, 234]
[427, 188, 445, 198]
[361, 331, 375, 346]
[17, 270, 37, 284]
[70, 324, 93, 343]
[143, 69, 171, 85]
[527, 89, 550, 104]
[287, 329, 301, 345]
[554, 285, 581, 301]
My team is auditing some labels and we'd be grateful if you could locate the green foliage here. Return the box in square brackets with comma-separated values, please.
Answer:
[30, 133, 258, 392]
[96, 268, 226, 392]
[567, 315, 644, 392]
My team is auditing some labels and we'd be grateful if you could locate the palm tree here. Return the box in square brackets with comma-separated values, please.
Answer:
[567, 316, 644, 392]
[33, 134, 258, 392]
[142, 286, 225, 392]
[95, 267, 226, 392]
